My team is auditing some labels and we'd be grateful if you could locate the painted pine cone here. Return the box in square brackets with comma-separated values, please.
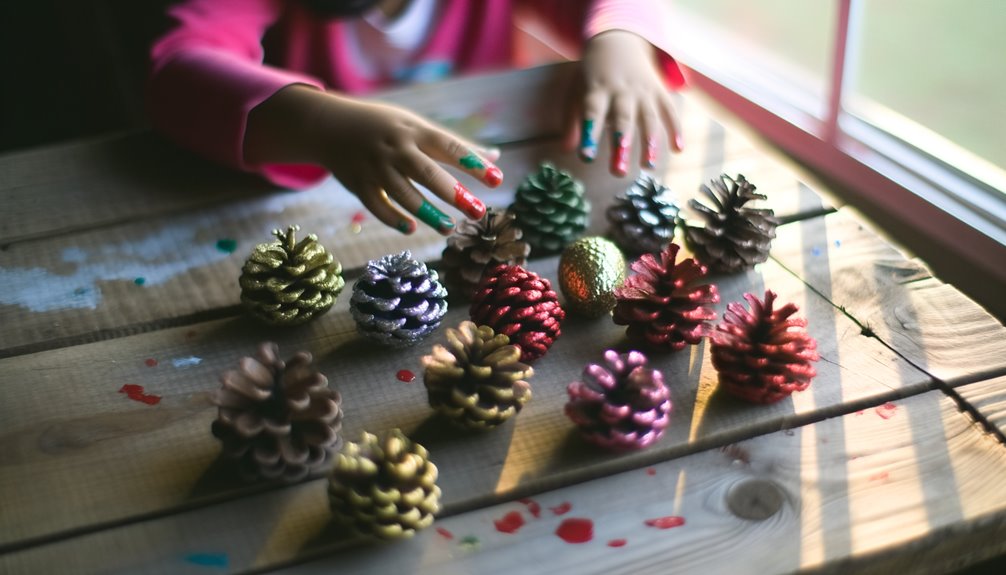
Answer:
[423, 321, 533, 430]
[470, 264, 565, 363]
[211, 342, 343, 482]
[566, 350, 671, 451]
[240, 226, 345, 326]
[509, 162, 590, 255]
[440, 208, 530, 301]
[328, 429, 441, 539]
[684, 174, 781, 273]
[711, 290, 819, 404]
[606, 174, 680, 255]
[351, 251, 448, 347]
[612, 242, 719, 351]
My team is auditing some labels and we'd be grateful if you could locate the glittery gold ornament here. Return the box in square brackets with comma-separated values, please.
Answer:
[558, 237, 627, 317]
[240, 226, 344, 326]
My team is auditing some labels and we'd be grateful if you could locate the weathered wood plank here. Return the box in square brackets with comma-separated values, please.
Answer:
[954, 376, 1006, 437]
[8, 389, 1006, 575]
[0, 130, 822, 358]
[769, 209, 1006, 385]
[0, 250, 930, 556]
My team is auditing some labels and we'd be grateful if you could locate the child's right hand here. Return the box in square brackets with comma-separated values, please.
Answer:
[245, 85, 502, 235]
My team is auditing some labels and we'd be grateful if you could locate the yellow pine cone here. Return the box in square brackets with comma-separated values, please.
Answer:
[240, 225, 344, 326]
[422, 321, 533, 430]
[328, 429, 441, 539]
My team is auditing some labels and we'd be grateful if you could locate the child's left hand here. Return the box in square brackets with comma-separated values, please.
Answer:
[565, 30, 683, 177]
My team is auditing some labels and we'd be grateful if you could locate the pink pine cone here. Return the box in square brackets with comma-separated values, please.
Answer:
[711, 290, 820, 404]
[566, 350, 671, 451]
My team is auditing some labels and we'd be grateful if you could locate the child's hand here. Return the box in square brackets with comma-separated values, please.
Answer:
[565, 30, 683, 177]
[246, 85, 502, 235]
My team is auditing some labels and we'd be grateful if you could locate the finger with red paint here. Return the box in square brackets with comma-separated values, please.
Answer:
[422, 128, 504, 189]
[396, 150, 486, 223]
[607, 93, 636, 177]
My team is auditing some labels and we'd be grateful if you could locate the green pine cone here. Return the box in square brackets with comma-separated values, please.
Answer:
[509, 163, 590, 255]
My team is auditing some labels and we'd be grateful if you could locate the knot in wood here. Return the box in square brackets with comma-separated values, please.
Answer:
[726, 478, 784, 520]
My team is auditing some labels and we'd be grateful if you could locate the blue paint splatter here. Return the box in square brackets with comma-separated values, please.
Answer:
[134, 277, 146, 286]
[172, 356, 203, 368]
[184, 553, 229, 569]
[811, 247, 822, 257]
[834, 239, 842, 248]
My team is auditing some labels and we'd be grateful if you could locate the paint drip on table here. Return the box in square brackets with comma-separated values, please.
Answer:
[119, 384, 161, 406]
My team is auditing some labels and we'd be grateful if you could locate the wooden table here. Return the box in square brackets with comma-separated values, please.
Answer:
[2, 63, 1006, 575]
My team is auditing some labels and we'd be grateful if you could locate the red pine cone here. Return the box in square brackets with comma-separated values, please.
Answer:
[613, 242, 719, 351]
[470, 264, 565, 363]
[711, 290, 819, 404]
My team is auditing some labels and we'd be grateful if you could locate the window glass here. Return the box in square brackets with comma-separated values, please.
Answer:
[851, 0, 1006, 172]
[672, 0, 836, 116]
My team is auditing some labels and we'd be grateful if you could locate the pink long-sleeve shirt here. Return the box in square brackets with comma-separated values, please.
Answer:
[148, 0, 684, 188]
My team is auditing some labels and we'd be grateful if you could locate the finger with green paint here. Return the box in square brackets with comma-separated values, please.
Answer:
[421, 128, 503, 188]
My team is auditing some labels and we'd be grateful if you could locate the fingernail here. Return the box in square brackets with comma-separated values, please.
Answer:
[579, 119, 596, 162]
[454, 181, 486, 219]
[397, 220, 416, 235]
[484, 146, 501, 160]
[674, 133, 685, 152]
[611, 131, 629, 176]
[417, 200, 453, 233]
[484, 165, 503, 187]
[459, 151, 485, 170]
[645, 136, 658, 168]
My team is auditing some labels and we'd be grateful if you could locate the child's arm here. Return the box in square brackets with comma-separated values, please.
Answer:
[148, 0, 500, 234]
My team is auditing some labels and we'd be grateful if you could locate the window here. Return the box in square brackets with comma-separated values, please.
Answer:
[664, 0, 1006, 318]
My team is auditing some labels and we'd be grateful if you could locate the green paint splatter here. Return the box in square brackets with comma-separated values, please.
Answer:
[459, 152, 485, 170]
[215, 238, 238, 253]
[459, 535, 481, 550]
[134, 277, 146, 286]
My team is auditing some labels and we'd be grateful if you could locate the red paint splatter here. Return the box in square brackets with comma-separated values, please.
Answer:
[645, 467, 656, 476]
[518, 498, 541, 518]
[856, 410, 865, 416]
[644, 516, 685, 530]
[351, 211, 366, 224]
[869, 471, 890, 482]
[494, 511, 525, 534]
[396, 369, 416, 383]
[550, 502, 572, 516]
[555, 518, 593, 544]
[118, 384, 161, 406]
[607, 538, 627, 548]
[436, 527, 454, 540]
[875, 402, 898, 419]
[144, 358, 158, 367]
[484, 166, 503, 187]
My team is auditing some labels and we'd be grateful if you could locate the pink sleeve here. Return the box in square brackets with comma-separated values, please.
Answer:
[521, 0, 686, 89]
[584, 0, 686, 89]
[147, 0, 328, 189]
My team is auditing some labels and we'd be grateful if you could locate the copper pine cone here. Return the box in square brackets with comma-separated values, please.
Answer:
[711, 290, 820, 404]
[212, 342, 343, 482]
[470, 264, 565, 363]
[240, 225, 345, 326]
[566, 350, 671, 451]
[612, 242, 719, 351]
[328, 429, 441, 540]
[423, 321, 533, 430]
[440, 208, 530, 300]
[684, 174, 781, 274]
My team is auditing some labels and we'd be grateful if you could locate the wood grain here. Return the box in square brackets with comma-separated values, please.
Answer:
[7, 389, 1006, 574]
[0, 249, 932, 557]
[954, 376, 1006, 437]
[769, 209, 1006, 386]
